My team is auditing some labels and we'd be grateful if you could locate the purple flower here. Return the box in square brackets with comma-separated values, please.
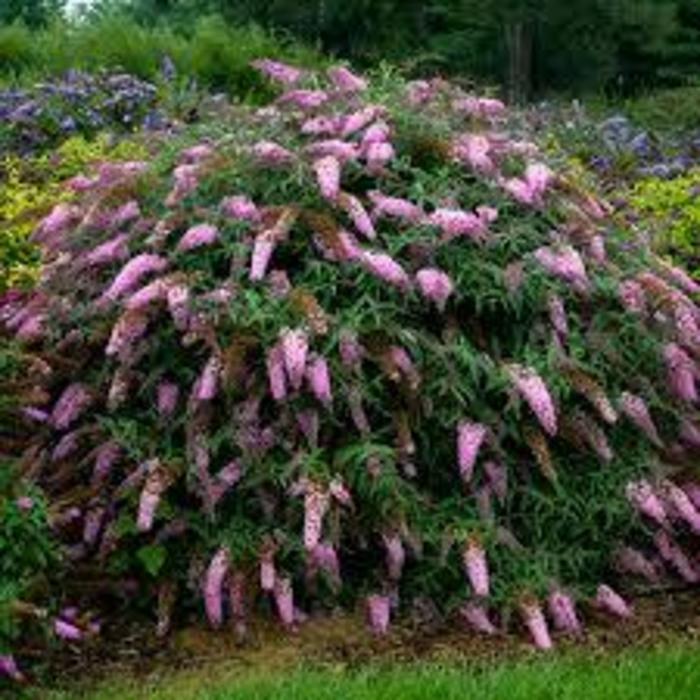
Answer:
[177, 224, 219, 252]
[618, 280, 647, 315]
[366, 594, 391, 635]
[55, 619, 83, 641]
[301, 116, 343, 136]
[313, 156, 341, 201]
[339, 329, 365, 371]
[451, 134, 495, 174]
[0, 654, 24, 682]
[327, 65, 367, 93]
[281, 327, 309, 391]
[614, 546, 659, 582]
[463, 537, 489, 596]
[101, 254, 168, 303]
[341, 105, 384, 137]
[105, 310, 149, 359]
[15, 496, 34, 511]
[619, 392, 662, 447]
[547, 590, 582, 635]
[166, 164, 200, 207]
[428, 208, 489, 241]
[533, 245, 589, 292]
[92, 441, 122, 488]
[266, 343, 288, 401]
[252, 141, 295, 167]
[547, 295, 569, 339]
[84, 234, 129, 267]
[416, 268, 454, 310]
[365, 141, 396, 173]
[251, 59, 303, 85]
[663, 343, 698, 404]
[368, 191, 424, 223]
[50, 383, 92, 430]
[278, 89, 329, 110]
[167, 283, 191, 332]
[506, 364, 558, 436]
[337, 193, 376, 240]
[360, 251, 411, 290]
[221, 195, 261, 223]
[306, 354, 333, 406]
[305, 139, 359, 163]
[460, 602, 497, 635]
[595, 584, 632, 618]
[457, 421, 487, 483]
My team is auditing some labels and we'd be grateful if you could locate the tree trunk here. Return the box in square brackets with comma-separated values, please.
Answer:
[506, 21, 533, 104]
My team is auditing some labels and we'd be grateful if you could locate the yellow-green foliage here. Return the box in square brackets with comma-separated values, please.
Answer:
[1, 136, 147, 290]
[629, 170, 700, 277]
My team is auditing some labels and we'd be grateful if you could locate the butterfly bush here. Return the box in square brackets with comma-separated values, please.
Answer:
[2, 60, 700, 668]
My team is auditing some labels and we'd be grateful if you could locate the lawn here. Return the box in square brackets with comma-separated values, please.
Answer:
[40, 641, 700, 700]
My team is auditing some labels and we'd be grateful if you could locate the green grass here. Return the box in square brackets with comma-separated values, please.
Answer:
[40, 642, 700, 700]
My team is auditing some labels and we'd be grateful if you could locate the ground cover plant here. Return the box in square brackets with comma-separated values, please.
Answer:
[1, 60, 699, 685]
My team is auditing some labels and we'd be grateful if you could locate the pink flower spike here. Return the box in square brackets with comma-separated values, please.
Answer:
[157, 381, 179, 418]
[460, 602, 497, 635]
[281, 327, 309, 391]
[84, 234, 129, 267]
[137, 464, 168, 533]
[204, 548, 230, 629]
[457, 421, 487, 483]
[547, 590, 582, 635]
[595, 584, 632, 619]
[328, 65, 367, 93]
[452, 134, 495, 174]
[252, 141, 295, 167]
[50, 383, 92, 430]
[654, 530, 699, 583]
[360, 251, 411, 290]
[416, 268, 454, 310]
[194, 355, 221, 402]
[484, 461, 508, 503]
[619, 392, 662, 447]
[626, 480, 670, 528]
[301, 116, 342, 136]
[177, 224, 219, 253]
[342, 106, 383, 137]
[338, 193, 376, 240]
[306, 354, 333, 407]
[278, 89, 329, 110]
[463, 538, 490, 597]
[102, 254, 169, 303]
[547, 295, 569, 339]
[382, 533, 406, 582]
[506, 364, 558, 436]
[0, 654, 24, 682]
[663, 343, 698, 404]
[428, 208, 487, 241]
[251, 59, 303, 85]
[365, 141, 396, 173]
[520, 599, 553, 650]
[619, 280, 647, 314]
[266, 343, 288, 401]
[250, 232, 276, 282]
[273, 577, 296, 627]
[614, 547, 659, 583]
[659, 480, 700, 535]
[366, 594, 391, 635]
[313, 156, 342, 201]
[55, 618, 83, 641]
[221, 195, 261, 223]
[303, 485, 330, 551]
[305, 139, 359, 163]
[368, 191, 424, 223]
[534, 245, 589, 292]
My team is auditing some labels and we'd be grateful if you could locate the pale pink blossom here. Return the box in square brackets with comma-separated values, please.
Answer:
[663, 343, 698, 404]
[251, 59, 303, 85]
[659, 479, 700, 534]
[595, 584, 632, 618]
[55, 619, 83, 641]
[534, 245, 589, 292]
[306, 354, 333, 406]
[194, 354, 221, 401]
[137, 463, 169, 532]
[305, 139, 359, 163]
[382, 533, 405, 582]
[252, 141, 295, 166]
[204, 548, 230, 628]
[428, 208, 488, 241]
[260, 548, 277, 592]
[339, 329, 365, 371]
[328, 65, 367, 92]
[619, 392, 662, 447]
[273, 577, 295, 627]
[460, 602, 497, 634]
[626, 480, 669, 528]
[366, 594, 391, 635]
[51, 430, 80, 461]
[301, 116, 342, 136]
[655, 258, 700, 295]
[278, 89, 329, 110]
[614, 546, 659, 582]
[304, 485, 330, 551]
[329, 476, 352, 506]
[32, 202, 80, 247]
[250, 231, 276, 281]
[221, 195, 261, 223]
[177, 224, 219, 252]
[50, 383, 92, 430]
[365, 141, 396, 173]
[0, 654, 24, 682]
[92, 442, 121, 488]
[166, 163, 200, 206]
[618, 280, 647, 315]
[502, 163, 553, 207]
[266, 343, 288, 401]
[337, 192, 376, 240]
[84, 234, 129, 267]
[124, 278, 168, 311]
[654, 530, 698, 583]
[361, 121, 392, 147]
[313, 156, 342, 201]
[407, 80, 433, 106]
[368, 191, 424, 223]
[547, 295, 569, 339]
[342, 106, 383, 137]
[360, 251, 411, 290]
[506, 364, 558, 436]
[102, 254, 168, 303]
[547, 590, 582, 635]
[452, 134, 495, 173]
[520, 599, 553, 650]
[416, 268, 454, 310]
[281, 327, 309, 391]
[167, 283, 191, 331]
[463, 538, 490, 597]
[453, 96, 506, 119]
[310, 543, 342, 589]
[457, 421, 487, 483]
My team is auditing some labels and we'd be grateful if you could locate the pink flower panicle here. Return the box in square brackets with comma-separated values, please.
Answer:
[250, 231, 276, 282]
[451, 134, 495, 174]
[204, 547, 230, 628]
[251, 59, 303, 85]
[453, 96, 506, 120]
[313, 156, 342, 201]
[547, 295, 569, 339]
[328, 65, 367, 93]
[365, 141, 396, 173]
[54, 618, 83, 642]
[360, 251, 411, 290]
[167, 283, 191, 331]
[428, 208, 488, 241]
[278, 89, 329, 110]
[310, 543, 342, 589]
[273, 577, 295, 627]
[303, 485, 330, 550]
[503, 163, 554, 207]
[533, 245, 589, 292]
[547, 590, 582, 635]
[416, 268, 454, 310]
[663, 343, 698, 404]
[0, 654, 24, 682]
[301, 116, 342, 136]
[456, 421, 488, 483]
[659, 480, 700, 534]
[339, 329, 365, 371]
[157, 381, 180, 418]
[266, 343, 288, 401]
[625, 480, 670, 528]
[221, 195, 261, 223]
[306, 354, 333, 406]
[91, 441, 121, 488]
[342, 106, 383, 137]
[105, 310, 149, 360]
[166, 163, 200, 206]
[337, 192, 376, 240]
[654, 530, 699, 583]
[368, 191, 424, 223]
[614, 546, 659, 582]
[177, 224, 219, 252]
[102, 254, 168, 303]
[252, 141, 295, 167]
[84, 234, 129, 267]
[366, 594, 391, 635]
[50, 383, 92, 430]
[619, 392, 662, 447]
[595, 584, 632, 618]
[507, 364, 558, 436]
[520, 599, 553, 650]
[382, 532, 406, 582]
[137, 463, 169, 532]
[32, 203, 80, 248]
[460, 603, 497, 635]
[463, 538, 490, 597]
[281, 327, 309, 391]
[305, 139, 359, 163]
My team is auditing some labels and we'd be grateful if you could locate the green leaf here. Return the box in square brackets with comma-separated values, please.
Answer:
[137, 545, 167, 577]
